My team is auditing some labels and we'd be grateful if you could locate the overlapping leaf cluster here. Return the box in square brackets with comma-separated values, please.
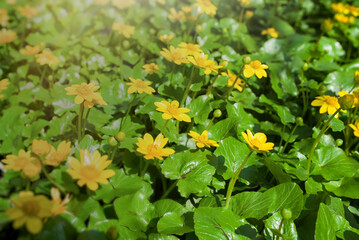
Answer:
[1, 0, 359, 239]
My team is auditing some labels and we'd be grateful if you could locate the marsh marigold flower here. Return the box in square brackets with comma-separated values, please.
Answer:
[20, 45, 42, 55]
[243, 60, 269, 79]
[159, 34, 175, 43]
[338, 91, 357, 108]
[168, 8, 186, 21]
[112, 0, 135, 10]
[155, 100, 191, 122]
[334, 14, 354, 24]
[17, 5, 38, 19]
[44, 141, 72, 166]
[178, 42, 203, 57]
[160, 46, 188, 65]
[350, 122, 359, 137]
[242, 129, 274, 153]
[188, 53, 222, 75]
[136, 133, 175, 160]
[188, 130, 219, 148]
[67, 149, 115, 191]
[238, 0, 251, 7]
[126, 77, 155, 94]
[5, 191, 52, 234]
[222, 69, 245, 92]
[65, 82, 108, 108]
[0, 9, 9, 27]
[0, 28, 17, 44]
[50, 188, 70, 215]
[195, 0, 217, 16]
[1, 149, 42, 179]
[142, 63, 160, 74]
[35, 50, 59, 67]
[261, 28, 279, 38]
[311, 95, 340, 115]
[0, 78, 10, 98]
[112, 22, 135, 38]
[32, 139, 52, 157]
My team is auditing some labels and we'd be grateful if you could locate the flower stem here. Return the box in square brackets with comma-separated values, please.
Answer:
[120, 93, 138, 130]
[140, 159, 150, 178]
[170, 63, 175, 83]
[206, 74, 219, 95]
[160, 119, 169, 134]
[161, 180, 178, 199]
[180, 66, 196, 107]
[280, 123, 300, 154]
[307, 108, 341, 172]
[274, 218, 285, 240]
[205, 116, 215, 131]
[225, 151, 253, 208]
[42, 166, 65, 194]
[77, 103, 84, 142]
[82, 108, 91, 138]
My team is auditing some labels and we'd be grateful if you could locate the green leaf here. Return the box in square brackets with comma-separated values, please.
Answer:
[187, 95, 213, 125]
[318, 37, 345, 60]
[157, 212, 192, 235]
[262, 156, 292, 183]
[153, 199, 187, 218]
[330, 118, 345, 132]
[226, 103, 258, 131]
[315, 203, 337, 240]
[113, 190, 154, 232]
[323, 177, 359, 199]
[148, 233, 179, 240]
[264, 182, 304, 220]
[259, 95, 295, 124]
[38, 215, 78, 240]
[231, 191, 272, 219]
[214, 137, 256, 180]
[161, 150, 216, 198]
[305, 177, 323, 195]
[264, 212, 298, 240]
[311, 147, 359, 180]
[49, 167, 79, 194]
[194, 207, 246, 240]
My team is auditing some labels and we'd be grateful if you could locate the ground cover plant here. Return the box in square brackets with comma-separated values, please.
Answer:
[1, 0, 359, 239]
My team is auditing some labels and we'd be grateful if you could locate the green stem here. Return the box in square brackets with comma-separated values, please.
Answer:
[306, 31, 324, 63]
[225, 151, 254, 208]
[77, 103, 84, 142]
[206, 74, 219, 95]
[121, 93, 138, 130]
[180, 66, 196, 107]
[169, 63, 175, 83]
[110, 144, 118, 161]
[140, 160, 150, 178]
[307, 108, 341, 172]
[40, 65, 48, 85]
[280, 123, 299, 154]
[26, 179, 31, 191]
[205, 116, 215, 131]
[43, 167, 65, 194]
[277, 125, 286, 153]
[82, 108, 91, 138]
[161, 180, 178, 199]
[160, 120, 169, 134]
[275, 218, 285, 240]
[345, 109, 353, 155]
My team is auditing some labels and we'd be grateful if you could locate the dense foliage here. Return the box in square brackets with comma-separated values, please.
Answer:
[1, 0, 359, 239]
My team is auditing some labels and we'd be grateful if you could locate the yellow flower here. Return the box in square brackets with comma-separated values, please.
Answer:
[334, 14, 355, 24]
[112, 22, 135, 38]
[7, 0, 17, 4]
[0, 8, 9, 27]
[35, 50, 59, 67]
[136, 133, 175, 160]
[1, 150, 42, 179]
[160, 46, 188, 65]
[0, 28, 17, 44]
[188, 53, 222, 74]
[311, 95, 340, 115]
[155, 0, 166, 4]
[20, 45, 42, 55]
[0, 78, 10, 98]
[142, 63, 160, 74]
[17, 5, 38, 19]
[331, 3, 350, 14]
[194, 0, 217, 16]
[50, 188, 71, 216]
[44, 141, 72, 166]
[32, 139, 52, 157]
[67, 149, 115, 191]
[241, 129, 274, 153]
[182, 6, 193, 13]
[338, 91, 358, 108]
[126, 77, 155, 95]
[222, 69, 245, 92]
[243, 60, 269, 79]
[159, 34, 175, 43]
[5, 191, 52, 234]
[112, 0, 135, 10]
[65, 82, 108, 108]
[238, 0, 251, 7]
[154, 100, 191, 122]
[168, 8, 186, 21]
[245, 10, 254, 20]
[261, 28, 279, 38]
[188, 130, 219, 148]
[94, 0, 110, 5]
[350, 122, 359, 137]
[178, 42, 203, 57]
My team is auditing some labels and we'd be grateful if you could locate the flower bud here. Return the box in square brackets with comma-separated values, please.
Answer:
[245, 10, 254, 20]
[295, 117, 303, 126]
[213, 109, 222, 118]
[219, 60, 228, 68]
[196, 24, 202, 33]
[122, 40, 130, 49]
[281, 208, 292, 220]
[318, 85, 326, 95]
[106, 226, 119, 240]
[321, 19, 333, 33]
[338, 94, 355, 110]
[108, 137, 118, 146]
[354, 70, 359, 86]
[115, 131, 126, 142]
[336, 139, 343, 146]
[149, 28, 156, 35]
[302, 62, 309, 71]
[239, 0, 250, 8]
[242, 56, 251, 64]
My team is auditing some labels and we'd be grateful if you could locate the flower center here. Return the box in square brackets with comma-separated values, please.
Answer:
[80, 165, 100, 180]
[167, 105, 179, 116]
[326, 97, 337, 105]
[198, 134, 208, 143]
[251, 60, 261, 69]
[134, 81, 146, 89]
[23, 200, 40, 216]
[76, 85, 92, 96]
[251, 138, 263, 149]
[16, 156, 29, 168]
[147, 144, 162, 158]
